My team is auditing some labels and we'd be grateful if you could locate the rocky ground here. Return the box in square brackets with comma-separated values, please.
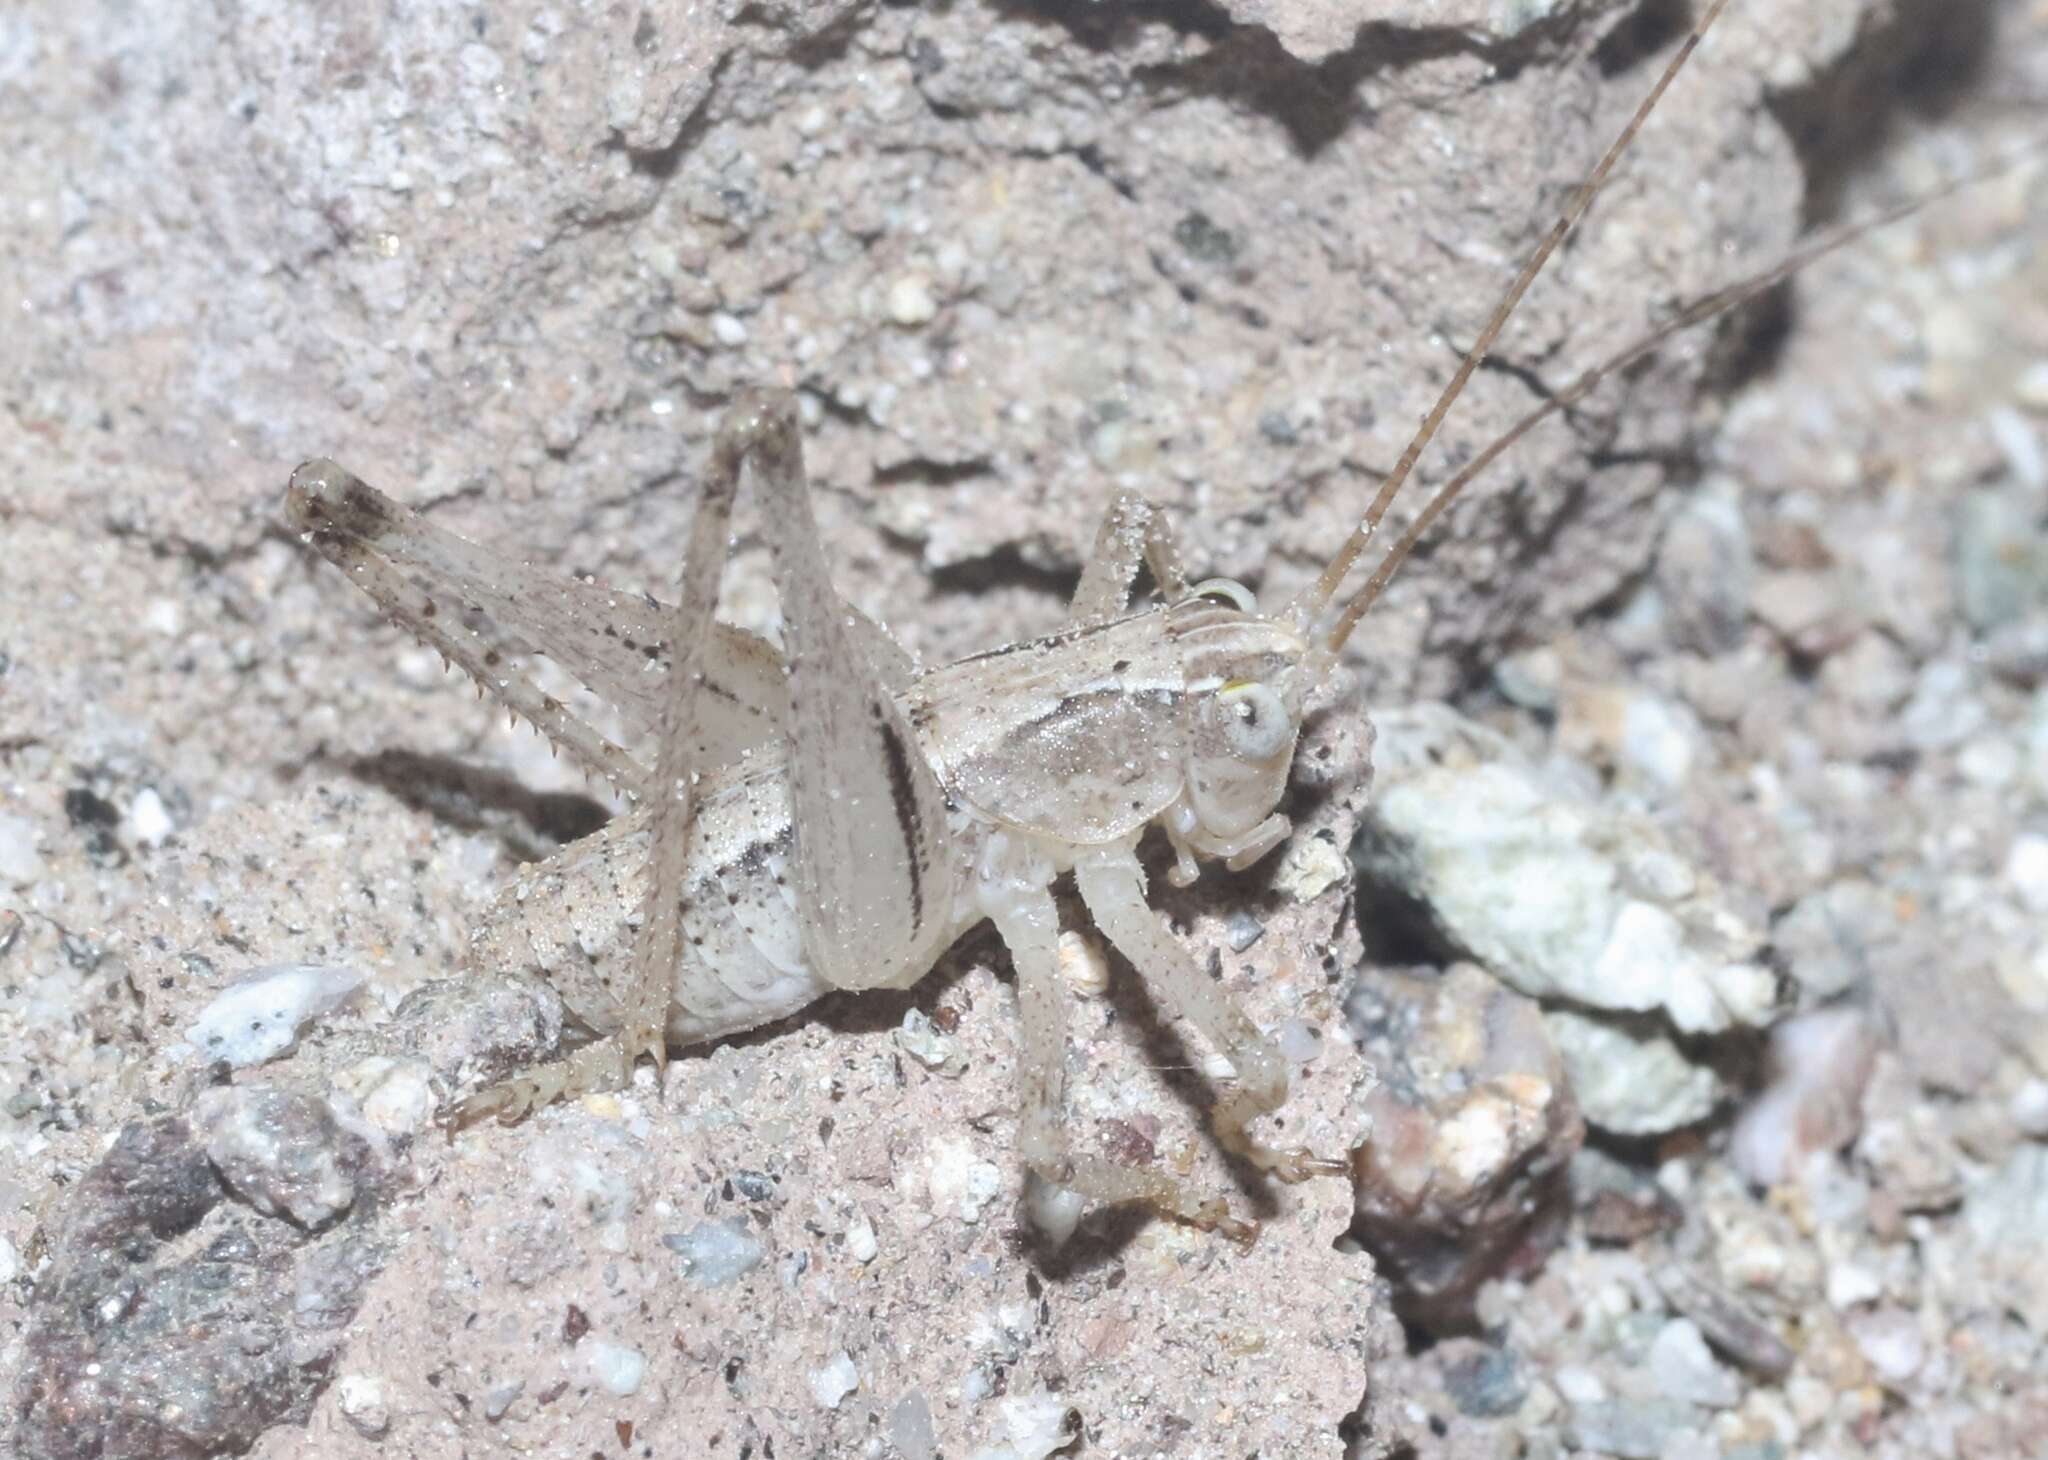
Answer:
[3, 0, 2046, 1457]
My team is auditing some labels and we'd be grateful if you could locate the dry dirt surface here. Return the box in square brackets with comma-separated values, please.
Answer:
[4, 0, 2047, 1457]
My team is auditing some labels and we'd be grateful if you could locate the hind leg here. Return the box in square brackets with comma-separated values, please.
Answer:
[446, 399, 760, 1127]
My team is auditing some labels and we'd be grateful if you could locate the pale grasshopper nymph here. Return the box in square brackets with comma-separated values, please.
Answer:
[284, 0, 1869, 1242]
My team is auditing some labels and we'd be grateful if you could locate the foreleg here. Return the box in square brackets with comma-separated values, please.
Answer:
[979, 840, 1253, 1243]
[1074, 842, 1345, 1185]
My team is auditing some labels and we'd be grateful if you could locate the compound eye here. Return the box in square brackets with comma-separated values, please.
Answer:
[1216, 681, 1292, 762]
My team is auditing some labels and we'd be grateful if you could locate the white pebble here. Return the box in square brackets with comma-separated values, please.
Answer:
[1958, 737, 2021, 789]
[891, 1392, 938, 1460]
[1849, 1309, 1925, 1385]
[1273, 1018, 1323, 1065]
[1493, 645, 1563, 711]
[585, 1340, 646, 1397]
[887, 275, 939, 327]
[1274, 831, 1348, 902]
[2004, 832, 2048, 915]
[0, 813, 44, 886]
[1619, 690, 1700, 790]
[1730, 1007, 1876, 1187]
[358, 1058, 435, 1136]
[1988, 404, 2045, 490]
[2012, 1079, 2048, 1139]
[335, 1373, 391, 1438]
[711, 311, 748, 346]
[809, 1350, 859, 1409]
[894, 1008, 962, 1070]
[1553, 1366, 1608, 1405]
[983, 1390, 1076, 1460]
[846, 1213, 879, 1263]
[927, 1137, 1003, 1224]
[186, 963, 364, 1068]
[2016, 359, 2048, 413]
[1826, 1260, 1883, 1310]
[664, 1218, 765, 1287]
[1648, 1319, 1742, 1409]
[126, 788, 173, 848]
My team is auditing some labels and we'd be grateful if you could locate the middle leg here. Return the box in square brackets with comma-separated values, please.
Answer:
[1067, 488, 1191, 624]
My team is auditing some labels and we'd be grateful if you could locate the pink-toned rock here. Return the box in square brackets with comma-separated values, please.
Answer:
[1731, 1007, 1879, 1188]
[1347, 964, 1582, 1331]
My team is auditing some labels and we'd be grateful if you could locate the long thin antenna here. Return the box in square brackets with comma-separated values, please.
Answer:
[1289, 0, 1732, 638]
[1325, 142, 2048, 647]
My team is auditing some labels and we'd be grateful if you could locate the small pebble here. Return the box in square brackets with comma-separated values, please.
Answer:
[1648, 1318, 1742, 1409]
[928, 1137, 1003, 1224]
[1022, 1171, 1085, 1248]
[2003, 832, 2048, 915]
[1562, 1399, 1696, 1460]
[711, 311, 748, 346]
[335, 1374, 391, 1439]
[185, 963, 364, 1068]
[585, 1340, 645, 1397]
[846, 1213, 879, 1264]
[887, 274, 939, 326]
[809, 1350, 859, 1409]
[2016, 358, 2048, 412]
[664, 1219, 765, 1287]
[1988, 404, 2045, 490]
[1442, 1346, 1526, 1418]
[1493, 644, 1563, 711]
[194, 1086, 359, 1230]
[1272, 1018, 1322, 1066]
[1825, 1260, 1882, 1310]
[125, 787, 173, 847]
[891, 1391, 939, 1460]
[975, 1390, 1075, 1460]
[1958, 736, 2020, 789]
[1730, 1007, 1877, 1188]
[1619, 691, 1701, 789]
[1553, 1365, 1608, 1405]
[1224, 908, 1265, 952]
[1847, 1308, 1924, 1385]
[895, 1008, 963, 1070]
[2011, 1079, 2048, 1138]
[336, 1055, 436, 1137]
[0, 812, 44, 886]
[1955, 488, 2048, 632]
